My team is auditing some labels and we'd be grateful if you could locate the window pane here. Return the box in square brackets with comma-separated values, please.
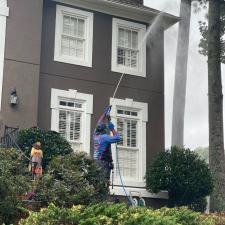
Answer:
[68, 102, 74, 107]
[131, 111, 138, 116]
[59, 101, 67, 106]
[124, 29, 131, 48]
[61, 36, 70, 55]
[117, 109, 124, 114]
[70, 17, 77, 36]
[118, 28, 124, 47]
[132, 31, 138, 49]
[116, 148, 138, 178]
[70, 38, 76, 57]
[63, 16, 70, 35]
[78, 19, 85, 38]
[76, 40, 84, 58]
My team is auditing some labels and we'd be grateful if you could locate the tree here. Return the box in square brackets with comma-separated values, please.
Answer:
[198, 0, 225, 211]
[172, 0, 192, 147]
[146, 146, 213, 212]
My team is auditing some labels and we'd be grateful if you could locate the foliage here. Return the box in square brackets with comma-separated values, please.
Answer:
[34, 152, 109, 207]
[17, 127, 73, 168]
[19, 203, 225, 225]
[146, 146, 213, 211]
[196, 0, 225, 63]
[0, 148, 31, 225]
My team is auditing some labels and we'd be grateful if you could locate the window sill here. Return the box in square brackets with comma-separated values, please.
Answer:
[110, 186, 168, 199]
[54, 55, 92, 68]
[111, 66, 146, 77]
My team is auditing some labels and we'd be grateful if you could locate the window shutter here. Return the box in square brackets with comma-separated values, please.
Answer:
[116, 148, 138, 179]
[116, 117, 138, 179]
[59, 110, 67, 138]
[59, 109, 82, 152]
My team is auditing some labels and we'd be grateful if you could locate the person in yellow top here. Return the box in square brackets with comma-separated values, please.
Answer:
[30, 142, 43, 180]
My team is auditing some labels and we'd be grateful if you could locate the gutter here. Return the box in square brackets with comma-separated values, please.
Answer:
[52, 0, 179, 30]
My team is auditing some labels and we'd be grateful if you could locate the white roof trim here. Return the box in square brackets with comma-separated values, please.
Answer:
[52, 0, 179, 29]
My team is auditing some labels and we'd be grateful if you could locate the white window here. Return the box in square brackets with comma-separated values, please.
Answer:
[54, 5, 93, 67]
[111, 18, 146, 77]
[110, 98, 148, 188]
[51, 89, 93, 153]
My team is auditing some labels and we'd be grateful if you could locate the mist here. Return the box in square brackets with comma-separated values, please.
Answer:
[145, 0, 225, 150]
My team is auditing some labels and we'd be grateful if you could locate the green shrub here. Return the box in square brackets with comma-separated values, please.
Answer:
[146, 146, 214, 211]
[19, 203, 223, 225]
[34, 152, 109, 207]
[0, 148, 31, 225]
[17, 127, 73, 167]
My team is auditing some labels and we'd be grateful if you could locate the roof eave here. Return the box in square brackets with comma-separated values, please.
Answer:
[52, 0, 179, 29]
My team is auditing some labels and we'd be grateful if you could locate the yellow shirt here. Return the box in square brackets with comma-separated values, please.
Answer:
[30, 147, 43, 163]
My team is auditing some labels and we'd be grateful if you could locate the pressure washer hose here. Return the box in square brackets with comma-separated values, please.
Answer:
[115, 143, 133, 205]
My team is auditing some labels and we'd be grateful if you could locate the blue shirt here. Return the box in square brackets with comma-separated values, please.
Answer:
[93, 133, 121, 162]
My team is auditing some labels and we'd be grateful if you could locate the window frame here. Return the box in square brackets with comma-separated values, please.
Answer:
[111, 18, 146, 77]
[54, 5, 93, 67]
[51, 88, 93, 154]
[110, 98, 148, 188]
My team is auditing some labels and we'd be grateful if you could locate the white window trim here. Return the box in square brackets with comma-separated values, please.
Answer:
[110, 187, 168, 199]
[51, 88, 93, 154]
[110, 98, 148, 190]
[54, 5, 93, 67]
[0, 0, 9, 111]
[111, 18, 146, 77]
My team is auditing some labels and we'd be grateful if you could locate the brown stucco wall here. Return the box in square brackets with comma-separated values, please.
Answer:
[1, 0, 43, 129]
[38, 0, 165, 163]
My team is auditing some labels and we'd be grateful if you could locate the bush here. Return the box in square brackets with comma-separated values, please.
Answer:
[146, 146, 213, 211]
[19, 203, 224, 225]
[0, 148, 31, 225]
[34, 152, 109, 207]
[17, 127, 73, 168]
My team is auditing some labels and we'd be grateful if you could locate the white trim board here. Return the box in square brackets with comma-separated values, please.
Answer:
[51, 88, 93, 154]
[0, 0, 9, 111]
[52, 0, 179, 29]
[110, 186, 168, 199]
[111, 18, 146, 77]
[110, 97, 148, 190]
[54, 5, 93, 67]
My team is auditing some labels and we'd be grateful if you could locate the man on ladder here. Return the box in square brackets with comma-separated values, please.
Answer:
[93, 106, 121, 186]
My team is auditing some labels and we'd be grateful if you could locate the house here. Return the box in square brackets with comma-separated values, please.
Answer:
[0, 0, 178, 205]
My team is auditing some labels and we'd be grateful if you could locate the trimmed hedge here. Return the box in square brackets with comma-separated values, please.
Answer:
[146, 146, 213, 211]
[34, 152, 109, 207]
[19, 203, 225, 225]
[17, 127, 73, 167]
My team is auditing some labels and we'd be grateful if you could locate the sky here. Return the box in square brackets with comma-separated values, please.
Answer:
[144, 0, 225, 150]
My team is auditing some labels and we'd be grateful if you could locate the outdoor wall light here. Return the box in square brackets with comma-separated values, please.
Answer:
[10, 88, 18, 106]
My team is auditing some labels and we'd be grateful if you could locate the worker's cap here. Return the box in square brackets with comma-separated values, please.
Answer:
[96, 123, 107, 133]
[35, 142, 41, 146]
